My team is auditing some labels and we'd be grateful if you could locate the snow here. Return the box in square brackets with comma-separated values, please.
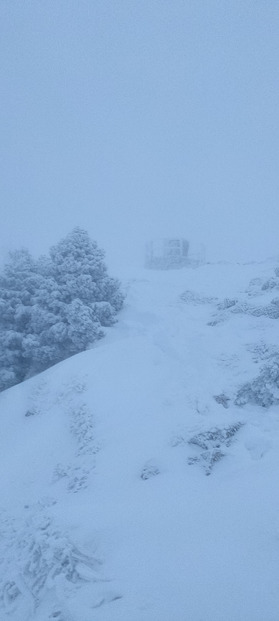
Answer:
[1, 260, 279, 620]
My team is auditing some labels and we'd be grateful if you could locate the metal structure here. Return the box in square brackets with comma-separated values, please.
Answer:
[145, 238, 190, 270]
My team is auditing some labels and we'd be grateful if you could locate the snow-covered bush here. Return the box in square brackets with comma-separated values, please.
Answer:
[0, 228, 124, 391]
[244, 267, 279, 295]
[180, 290, 217, 305]
[172, 423, 243, 475]
[0, 508, 101, 619]
[215, 296, 279, 321]
[188, 424, 243, 474]
[235, 356, 279, 408]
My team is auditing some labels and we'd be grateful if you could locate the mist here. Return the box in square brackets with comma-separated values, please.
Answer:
[1, 0, 279, 272]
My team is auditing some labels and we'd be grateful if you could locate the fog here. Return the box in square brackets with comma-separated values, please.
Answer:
[1, 1, 279, 272]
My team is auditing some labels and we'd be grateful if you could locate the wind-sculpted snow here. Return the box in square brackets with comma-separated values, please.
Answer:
[1, 260, 279, 620]
[0, 370, 125, 620]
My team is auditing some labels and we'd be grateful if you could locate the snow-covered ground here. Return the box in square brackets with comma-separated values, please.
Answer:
[1, 260, 279, 621]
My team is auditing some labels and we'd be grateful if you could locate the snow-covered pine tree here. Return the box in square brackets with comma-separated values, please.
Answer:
[0, 248, 43, 388]
[46, 227, 124, 348]
[235, 355, 279, 408]
[0, 229, 124, 390]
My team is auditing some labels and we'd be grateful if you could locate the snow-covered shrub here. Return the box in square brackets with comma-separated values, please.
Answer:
[212, 265, 279, 323]
[261, 267, 279, 291]
[248, 341, 278, 363]
[140, 460, 160, 480]
[0, 509, 101, 619]
[215, 297, 279, 321]
[49, 378, 99, 494]
[187, 423, 243, 475]
[217, 298, 237, 310]
[172, 423, 243, 475]
[235, 356, 279, 408]
[180, 290, 217, 305]
[69, 403, 97, 457]
[213, 393, 230, 408]
[261, 277, 277, 291]
[246, 266, 279, 295]
[0, 229, 124, 391]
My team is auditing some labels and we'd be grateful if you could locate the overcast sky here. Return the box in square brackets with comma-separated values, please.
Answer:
[1, 0, 279, 270]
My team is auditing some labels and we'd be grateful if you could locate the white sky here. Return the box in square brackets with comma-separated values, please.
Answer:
[1, 0, 279, 270]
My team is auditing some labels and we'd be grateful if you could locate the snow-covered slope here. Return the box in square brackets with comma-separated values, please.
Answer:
[1, 260, 279, 621]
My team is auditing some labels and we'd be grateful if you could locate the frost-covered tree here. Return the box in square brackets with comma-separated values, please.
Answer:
[49, 228, 123, 313]
[235, 356, 279, 408]
[0, 249, 44, 386]
[33, 228, 123, 367]
[0, 229, 124, 390]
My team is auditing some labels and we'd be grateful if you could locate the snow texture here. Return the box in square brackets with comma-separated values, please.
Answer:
[1, 259, 279, 620]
